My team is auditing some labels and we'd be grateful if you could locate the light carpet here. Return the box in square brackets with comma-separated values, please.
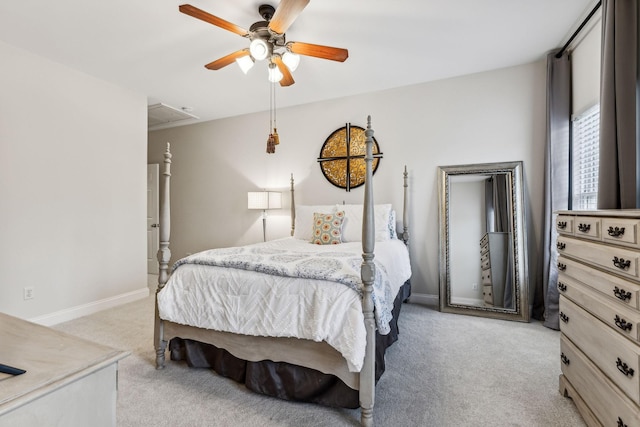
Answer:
[54, 294, 585, 426]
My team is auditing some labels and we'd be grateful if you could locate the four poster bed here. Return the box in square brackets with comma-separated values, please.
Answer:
[154, 117, 411, 426]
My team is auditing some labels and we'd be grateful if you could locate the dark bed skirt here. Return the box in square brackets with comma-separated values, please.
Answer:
[169, 281, 411, 408]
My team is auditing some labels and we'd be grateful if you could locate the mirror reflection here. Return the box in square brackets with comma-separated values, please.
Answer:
[438, 161, 529, 322]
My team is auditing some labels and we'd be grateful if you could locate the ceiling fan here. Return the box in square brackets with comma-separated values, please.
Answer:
[179, 0, 349, 87]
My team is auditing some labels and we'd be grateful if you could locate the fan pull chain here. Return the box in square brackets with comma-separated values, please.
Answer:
[266, 81, 275, 153]
[272, 81, 279, 146]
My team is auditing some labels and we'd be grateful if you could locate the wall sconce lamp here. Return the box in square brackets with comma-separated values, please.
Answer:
[247, 191, 282, 241]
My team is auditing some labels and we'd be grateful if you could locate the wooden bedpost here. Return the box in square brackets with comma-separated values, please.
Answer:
[360, 116, 376, 426]
[290, 173, 295, 236]
[402, 165, 410, 245]
[154, 142, 172, 369]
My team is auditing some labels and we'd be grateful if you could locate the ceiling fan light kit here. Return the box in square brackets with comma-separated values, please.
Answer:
[179, 0, 349, 87]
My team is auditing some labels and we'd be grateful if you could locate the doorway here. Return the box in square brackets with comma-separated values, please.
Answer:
[147, 164, 159, 274]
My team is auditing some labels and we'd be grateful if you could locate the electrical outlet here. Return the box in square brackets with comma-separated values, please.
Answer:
[471, 283, 478, 290]
[23, 287, 34, 300]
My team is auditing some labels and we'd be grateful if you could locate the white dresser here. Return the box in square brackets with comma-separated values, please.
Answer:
[556, 210, 640, 427]
[0, 313, 128, 427]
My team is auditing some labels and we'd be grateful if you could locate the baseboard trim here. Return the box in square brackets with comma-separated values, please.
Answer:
[29, 287, 150, 326]
[408, 292, 439, 307]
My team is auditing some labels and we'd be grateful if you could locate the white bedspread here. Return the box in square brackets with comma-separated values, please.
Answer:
[157, 237, 411, 372]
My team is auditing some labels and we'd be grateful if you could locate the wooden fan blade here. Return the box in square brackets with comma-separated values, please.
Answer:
[288, 42, 349, 62]
[269, 0, 310, 34]
[205, 50, 249, 70]
[179, 4, 249, 37]
[273, 56, 295, 87]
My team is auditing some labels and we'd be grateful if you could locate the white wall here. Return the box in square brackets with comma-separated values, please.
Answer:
[148, 60, 546, 299]
[0, 41, 148, 323]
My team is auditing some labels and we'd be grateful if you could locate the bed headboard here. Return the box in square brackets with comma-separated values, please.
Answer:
[288, 168, 409, 245]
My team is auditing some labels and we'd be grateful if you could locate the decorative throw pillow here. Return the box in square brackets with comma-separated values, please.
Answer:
[311, 211, 345, 245]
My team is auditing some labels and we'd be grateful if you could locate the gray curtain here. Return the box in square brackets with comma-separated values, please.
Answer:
[597, 0, 639, 209]
[493, 175, 509, 233]
[493, 174, 513, 308]
[485, 178, 495, 232]
[484, 175, 509, 233]
[539, 50, 571, 329]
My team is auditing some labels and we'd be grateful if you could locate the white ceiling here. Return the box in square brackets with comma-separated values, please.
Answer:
[0, 0, 595, 129]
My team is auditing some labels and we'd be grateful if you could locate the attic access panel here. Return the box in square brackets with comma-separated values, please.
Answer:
[148, 103, 199, 129]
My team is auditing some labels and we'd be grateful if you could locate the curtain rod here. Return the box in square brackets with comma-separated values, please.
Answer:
[555, 0, 602, 58]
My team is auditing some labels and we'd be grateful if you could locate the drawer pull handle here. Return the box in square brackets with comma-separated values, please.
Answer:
[616, 357, 635, 377]
[559, 312, 569, 323]
[557, 263, 566, 271]
[560, 353, 570, 365]
[556, 242, 566, 250]
[614, 315, 633, 331]
[557, 221, 567, 229]
[618, 417, 628, 427]
[577, 223, 591, 233]
[557, 282, 567, 292]
[608, 226, 626, 238]
[613, 286, 632, 301]
[612, 257, 631, 270]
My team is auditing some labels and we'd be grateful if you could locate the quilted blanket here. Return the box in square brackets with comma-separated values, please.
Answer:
[171, 243, 395, 332]
[158, 237, 411, 371]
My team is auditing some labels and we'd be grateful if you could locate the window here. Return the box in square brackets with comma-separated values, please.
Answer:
[571, 104, 600, 210]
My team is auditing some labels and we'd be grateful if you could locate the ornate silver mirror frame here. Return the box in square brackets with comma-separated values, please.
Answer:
[437, 161, 529, 322]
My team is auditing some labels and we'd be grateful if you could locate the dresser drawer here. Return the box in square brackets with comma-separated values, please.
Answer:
[561, 335, 640, 427]
[573, 217, 602, 240]
[557, 236, 640, 281]
[558, 275, 640, 343]
[557, 257, 640, 310]
[481, 269, 492, 285]
[480, 252, 490, 270]
[560, 296, 640, 404]
[556, 214, 574, 235]
[603, 217, 640, 248]
[482, 284, 493, 304]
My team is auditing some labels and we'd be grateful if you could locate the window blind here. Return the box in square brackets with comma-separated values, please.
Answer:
[571, 104, 600, 210]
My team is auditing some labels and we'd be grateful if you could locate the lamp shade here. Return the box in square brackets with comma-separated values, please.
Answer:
[247, 191, 282, 210]
[236, 55, 254, 74]
[267, 63, 283, 83]
[282, 51, 300, 72]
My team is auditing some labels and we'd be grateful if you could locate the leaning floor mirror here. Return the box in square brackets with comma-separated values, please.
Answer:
[437, 161, 529, 322]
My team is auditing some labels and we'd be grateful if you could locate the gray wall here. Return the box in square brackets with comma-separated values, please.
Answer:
[148, 60, 546, 300]
[0, 41, 148, 322]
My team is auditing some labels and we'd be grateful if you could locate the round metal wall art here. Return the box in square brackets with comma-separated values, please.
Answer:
[317, 123, 383, 191]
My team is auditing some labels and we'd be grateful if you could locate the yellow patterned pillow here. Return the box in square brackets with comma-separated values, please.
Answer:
[311, 211, 345, 245]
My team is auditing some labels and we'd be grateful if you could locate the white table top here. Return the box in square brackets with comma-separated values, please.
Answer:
[0, 312, 128, 415]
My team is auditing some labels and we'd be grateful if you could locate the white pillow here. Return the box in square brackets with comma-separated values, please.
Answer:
[338, 204, 393, 242]
[293, 205, 337, 241]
